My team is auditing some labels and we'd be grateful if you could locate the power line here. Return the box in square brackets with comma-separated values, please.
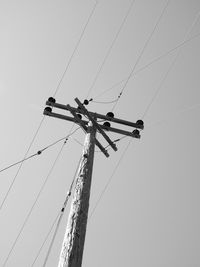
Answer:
[142, 11, 200, 119]
[2, 140, 67, 267]
[89, 137, 133, 220]
[88, 5, 200, 223]
[91, 32, 200, 101]
[0, 0, 95, 211]
[86, 0, 136, 99]
[0, 127, 80, 175]
[2, 0, 97, 211]
[111, 0, 170, 111]
[0, 0, 96, 214]
[31, 153, 85, 266]
[53, 0, 98, 98]
[31, 212, 60, 267]
[91, 98, 118, 104]
[0, 116, 45, 211]
[95, 135, 128, 153]
[41, 155, 82, 267]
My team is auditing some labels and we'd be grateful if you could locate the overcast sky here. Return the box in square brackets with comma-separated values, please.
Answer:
[0, 0, 200, 266]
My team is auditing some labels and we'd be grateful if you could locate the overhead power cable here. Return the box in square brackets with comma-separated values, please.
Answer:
[89, 138, 133, 220]
[0, 0, 96, 214]
[0, 0, 97, 209]
[111, 0, 170, 111]
[1, 0, 94, 211]
[2, 0, 97, 212]
[86, 0, 136, 99]
[41, 155, 82, 267]
[0, 116, 45, 211]
[0, 127, 80, 175]
[91, 98, 118, 104]
[53, 0, 98, 97]
[2, 139, 68, 267]
[142, 10, 200, 119]
[89, 9, 200, 221]
[91, 32, 200, 102]
[31, 211, 60, 267]
[95, 136, 127, 153]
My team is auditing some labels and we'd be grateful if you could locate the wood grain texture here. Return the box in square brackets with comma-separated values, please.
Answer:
[58, 123, 96, 267]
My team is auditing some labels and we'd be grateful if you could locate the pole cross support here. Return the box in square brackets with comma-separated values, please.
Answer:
[67, 104, 109, 157]
[74, 98, 117, 151]
[43, 96, 144, 157]
[43, 96, 144, 267]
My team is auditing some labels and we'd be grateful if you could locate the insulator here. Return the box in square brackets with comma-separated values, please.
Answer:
[37, 150, 42, 155]
[48, 97, 56, 103]
[103, 121, 111, 128]
[44, 107, 52, 113]
[83, 99, 89, 105]
[106, 112, 114, 118]
[77, 114, 82, 120]
[132, 129, 140, 135]
[136, 120, 144, 126]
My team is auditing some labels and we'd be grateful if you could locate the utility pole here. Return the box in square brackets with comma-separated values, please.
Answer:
[43, 97, 144, 267]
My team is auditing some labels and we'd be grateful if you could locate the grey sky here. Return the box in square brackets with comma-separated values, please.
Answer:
[0, 0, 200, 266]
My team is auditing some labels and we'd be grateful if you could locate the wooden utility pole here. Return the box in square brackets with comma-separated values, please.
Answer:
[43, 97, 144, 267]
[58, 122, 96, 267]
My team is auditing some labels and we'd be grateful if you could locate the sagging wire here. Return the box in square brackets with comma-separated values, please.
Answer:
[2, 124, 79, 267]
[111, 0, 171, 111]
[90, 99, 118, 104]
[0, 127, 80, 175]
[2, 140, 67, 267]
[85, 0, 136, 99]
[0, 116, 45, 211]
[142, 11, 200, 119]
[0, 0, 97, 213]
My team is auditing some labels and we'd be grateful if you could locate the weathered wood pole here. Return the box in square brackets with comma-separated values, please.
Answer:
[58, 122, 96, 267]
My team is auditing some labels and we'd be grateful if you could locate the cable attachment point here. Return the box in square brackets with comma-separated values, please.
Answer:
[44, 107, 52, 113]
[48, 97, 56, 103]
[118, 92, 123, 98]
[113, 138, 120, 143]
[83, 99, 89, 105]
[106, 112, 114, 118]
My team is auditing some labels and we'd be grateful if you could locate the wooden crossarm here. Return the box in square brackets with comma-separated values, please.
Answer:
[74, 98, 117, 151]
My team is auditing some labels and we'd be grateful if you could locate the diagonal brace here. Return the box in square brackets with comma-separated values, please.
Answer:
[74, 98, 117, 151]
[67, 104, 109, 157]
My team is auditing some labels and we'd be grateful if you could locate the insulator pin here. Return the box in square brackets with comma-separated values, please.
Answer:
[106, 112, 114, 118]
[83, 99, 89, 105]
[48, 97, 56, 103]
[44, 107, 52, 113]
[103, 121, 111, 128]
[136, 120, 144, 126]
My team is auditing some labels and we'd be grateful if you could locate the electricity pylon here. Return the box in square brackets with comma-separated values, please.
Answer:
[43, 97, 144, 267]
